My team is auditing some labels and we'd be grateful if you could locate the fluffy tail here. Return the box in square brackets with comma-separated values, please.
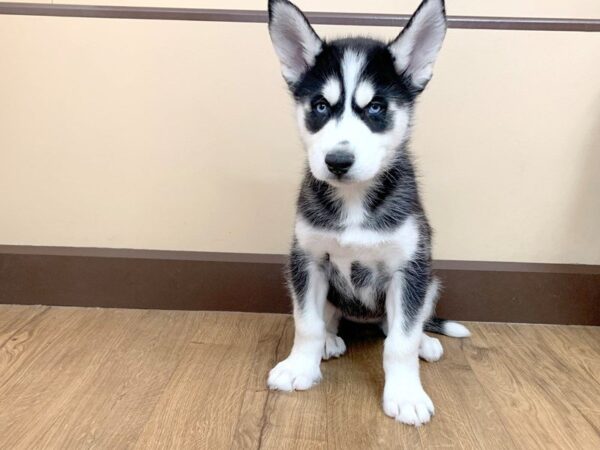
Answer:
[424, 317, 470, 338]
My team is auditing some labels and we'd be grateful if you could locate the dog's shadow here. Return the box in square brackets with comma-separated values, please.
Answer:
[324, 320, 386, 397]
[338, 319, 385, 344]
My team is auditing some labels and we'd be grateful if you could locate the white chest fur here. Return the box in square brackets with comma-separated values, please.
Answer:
[295, 214, 421, 271]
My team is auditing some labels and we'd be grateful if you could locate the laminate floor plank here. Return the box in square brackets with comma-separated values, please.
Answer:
[0, 306, 597, 449]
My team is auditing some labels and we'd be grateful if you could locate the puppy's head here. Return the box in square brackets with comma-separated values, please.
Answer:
[268, 0, 447, 185]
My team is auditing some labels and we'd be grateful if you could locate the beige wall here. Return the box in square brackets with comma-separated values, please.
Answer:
[0, 12, 599, 264]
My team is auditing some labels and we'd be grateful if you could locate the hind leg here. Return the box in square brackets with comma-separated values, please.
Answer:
[322, 302, 346, 360]
[382, 319, 442, 362]
[419, 333, 443, 362]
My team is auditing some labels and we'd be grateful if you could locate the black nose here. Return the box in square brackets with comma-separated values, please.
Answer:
[325, 151, 354, 176]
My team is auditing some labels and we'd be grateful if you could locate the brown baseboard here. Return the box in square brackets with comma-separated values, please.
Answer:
[0, 246, 598, 325]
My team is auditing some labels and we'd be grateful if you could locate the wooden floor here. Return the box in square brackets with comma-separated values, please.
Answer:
[0, 306, 598, 449]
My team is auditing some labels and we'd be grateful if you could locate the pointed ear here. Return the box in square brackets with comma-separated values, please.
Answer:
[388, 0, 447, 90]
[268, 0, 323, 83]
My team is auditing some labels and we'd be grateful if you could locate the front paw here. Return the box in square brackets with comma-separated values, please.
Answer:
[267, 357, 322, 391]
[383, 383, 435, 426]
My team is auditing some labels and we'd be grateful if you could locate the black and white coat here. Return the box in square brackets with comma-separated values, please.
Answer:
[266, 0, 470, 426]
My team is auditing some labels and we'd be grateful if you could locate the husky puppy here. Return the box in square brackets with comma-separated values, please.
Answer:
[266, 0, 470, 426]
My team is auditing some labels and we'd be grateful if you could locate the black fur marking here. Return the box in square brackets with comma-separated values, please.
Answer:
[325, 262, 386, 320]
[363, 148, 429, 232]
[352, 96, 391, 133]
[400, 240, 433, 331]
[352, 44, 419, 133]
[327, 288, 379, 320]
[297, 168, 343, 229]
[304, 94, 341, 133]
[424, 316, 446, 334]
[362, 44, 419, 105]
[287, 242, 310, 305]
[293, 44, 345, 133]
[350, 261, 372, 288]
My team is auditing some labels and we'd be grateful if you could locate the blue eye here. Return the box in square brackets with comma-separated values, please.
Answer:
[367, 102, 384, 115]
[314, 101, 330, 114]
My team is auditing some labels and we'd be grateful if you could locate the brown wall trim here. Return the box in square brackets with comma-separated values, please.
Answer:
[0, 3, 598, 32]
[1, 245, 599, 274]
[1, 246, 598, 325]
[0, 245, 287, 264]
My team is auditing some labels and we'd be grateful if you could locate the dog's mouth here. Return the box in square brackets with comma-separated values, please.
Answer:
[330, 173, 352, 182]
[321, 171, 350, 183]
[325, 173, 366, 187]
